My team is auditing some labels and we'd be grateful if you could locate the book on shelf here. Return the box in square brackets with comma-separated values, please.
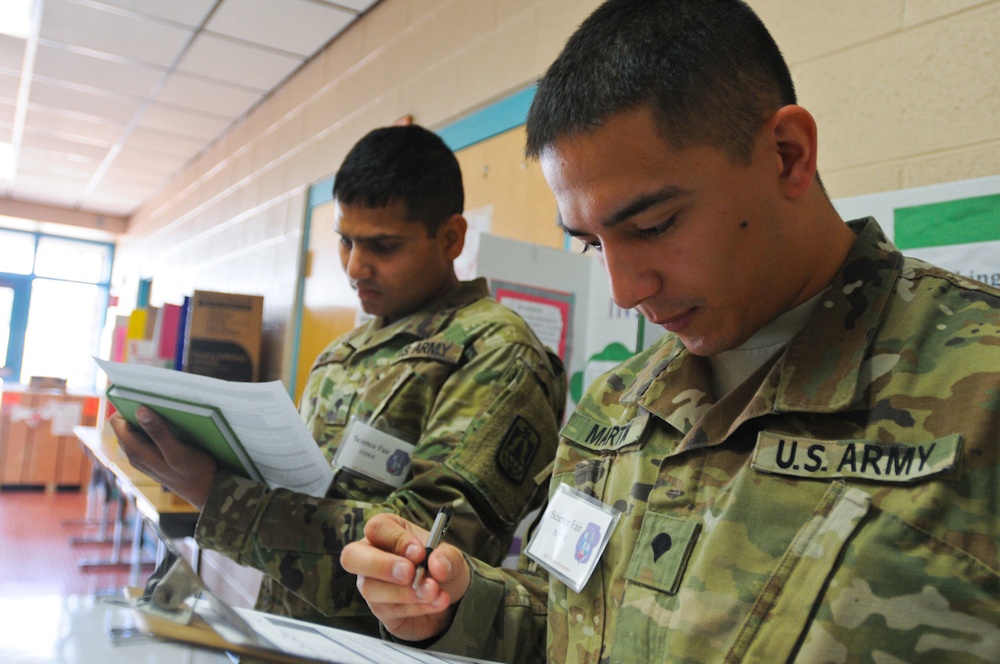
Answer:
[97, 358, 332, 498]
[153, 302, 185, 364]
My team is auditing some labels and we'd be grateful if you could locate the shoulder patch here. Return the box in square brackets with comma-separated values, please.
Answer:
[752, 432, 963, 483]
[496, 415, 541, 485]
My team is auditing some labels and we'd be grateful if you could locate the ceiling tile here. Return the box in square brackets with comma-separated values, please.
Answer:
[40, 0, 192, 68]
[18, 148, 98, 179]
[112, 146, 191, 176]
[207, 0, 355, 57]
[33, 44, 165, 99]
[102, 161, 173, 187]
[0, 70, 23, 99]
[94, 0, 217, 28]
[156, 72, 261, 119]
[123, 126, 206, 159]
[138, 103, 233, 141]
[28, 79, 143, 124]
[13, 174, 92, 204]
[21, 134, 111, 163]
[175, 33, 304, 91]
[0, 100, 14, 127]
[0, 34, 26, 71]
[24, 106, 125, 144]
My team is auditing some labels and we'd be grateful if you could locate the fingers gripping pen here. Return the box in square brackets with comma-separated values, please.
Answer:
[412, 506, 453, 590]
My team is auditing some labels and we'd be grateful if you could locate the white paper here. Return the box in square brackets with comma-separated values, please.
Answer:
[96, 358, 332, 497]
[231, 607, 502, 664]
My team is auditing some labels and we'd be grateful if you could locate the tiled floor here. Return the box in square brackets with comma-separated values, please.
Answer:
[0, 489, 135, 599]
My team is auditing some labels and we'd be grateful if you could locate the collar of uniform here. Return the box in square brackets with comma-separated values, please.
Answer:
[348, 278, 490, 352]
[628, 218, 901, 446]
[772, 218, 901, 413]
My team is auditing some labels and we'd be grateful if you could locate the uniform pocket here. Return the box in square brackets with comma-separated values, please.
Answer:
[789, 508, 1000, 663]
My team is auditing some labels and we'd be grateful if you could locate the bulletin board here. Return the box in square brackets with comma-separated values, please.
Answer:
[291, 194, 359, 400]
[453, 125, 563, 251]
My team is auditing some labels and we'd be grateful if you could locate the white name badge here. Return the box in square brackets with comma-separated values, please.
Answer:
[525, 483, 621, 593]
[333, 418, 416, 489]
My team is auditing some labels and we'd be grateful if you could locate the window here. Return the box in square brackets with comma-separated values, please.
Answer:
[0, 228, 113, 390]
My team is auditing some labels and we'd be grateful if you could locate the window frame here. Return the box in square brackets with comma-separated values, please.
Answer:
[0, 227, 114, 389]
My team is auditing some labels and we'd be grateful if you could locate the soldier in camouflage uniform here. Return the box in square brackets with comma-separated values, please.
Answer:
[113, 125, 566, 637]
[341, 1, 1000, 662]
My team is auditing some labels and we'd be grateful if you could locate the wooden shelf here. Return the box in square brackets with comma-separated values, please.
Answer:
[0, 387, 98, 491]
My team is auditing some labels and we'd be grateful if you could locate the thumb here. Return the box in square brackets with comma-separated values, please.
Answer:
[364, 513, 426, 562]
[134, 406, 167, 435]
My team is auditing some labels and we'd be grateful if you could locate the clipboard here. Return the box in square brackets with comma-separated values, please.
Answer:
[127, 520, 501, 664]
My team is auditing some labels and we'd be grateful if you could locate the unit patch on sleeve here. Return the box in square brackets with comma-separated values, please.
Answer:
[496, 415, 541, 484]
[752, 431, 962, 483]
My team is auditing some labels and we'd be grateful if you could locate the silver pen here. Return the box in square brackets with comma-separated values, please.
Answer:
[412, 506, 453, 590]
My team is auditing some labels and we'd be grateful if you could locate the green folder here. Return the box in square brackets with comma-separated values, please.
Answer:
[106, 385, 263, 482]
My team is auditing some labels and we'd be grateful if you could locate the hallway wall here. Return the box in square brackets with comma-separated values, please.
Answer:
[113, 0, 1000, 382]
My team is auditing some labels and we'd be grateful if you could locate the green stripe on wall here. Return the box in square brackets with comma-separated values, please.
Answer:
[894, 192, 1000, 250]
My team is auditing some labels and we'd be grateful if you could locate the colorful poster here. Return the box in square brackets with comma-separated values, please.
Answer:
[492, 280, 573, 363]
[894, 192, 1000, 288]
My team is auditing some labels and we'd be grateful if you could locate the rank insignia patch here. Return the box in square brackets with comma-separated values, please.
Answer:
[496, 415, 540, 484]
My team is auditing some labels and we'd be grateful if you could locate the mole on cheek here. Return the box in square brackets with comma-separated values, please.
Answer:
[740, 221, 749, 229]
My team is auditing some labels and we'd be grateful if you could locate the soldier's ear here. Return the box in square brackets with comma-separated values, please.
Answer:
[767, 105, 817, 200]
[439, 214, 466, 261]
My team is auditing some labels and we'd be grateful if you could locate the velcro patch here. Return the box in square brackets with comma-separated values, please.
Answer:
[496, 415, 540, 485]
[561, 410, 641, 452]
[393, 339, 463, 364]
[625, 512, 701, 595]
[752, 432, 962, 483]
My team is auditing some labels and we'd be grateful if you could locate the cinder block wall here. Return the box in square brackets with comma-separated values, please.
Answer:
[115, 0, 1000, 384]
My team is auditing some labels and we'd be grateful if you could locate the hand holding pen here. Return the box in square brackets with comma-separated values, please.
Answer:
[340, 511, 473, 644]
[413, 506, 453, 590]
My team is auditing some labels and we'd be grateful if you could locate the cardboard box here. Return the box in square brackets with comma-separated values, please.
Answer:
[183, 290, 263, 382]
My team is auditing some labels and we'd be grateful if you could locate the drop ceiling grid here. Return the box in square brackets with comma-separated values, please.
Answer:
[1, 0, 380, 218]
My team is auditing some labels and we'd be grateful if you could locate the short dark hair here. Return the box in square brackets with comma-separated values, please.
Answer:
[525, 0, 796, 163]
[333, 125, 464, 236]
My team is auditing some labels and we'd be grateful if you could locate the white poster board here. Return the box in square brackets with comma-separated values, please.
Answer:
[477, 234, 639, 406]
[834, 175, 1000, 288]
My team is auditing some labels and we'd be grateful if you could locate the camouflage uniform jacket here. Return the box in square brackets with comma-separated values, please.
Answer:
[195, 278, 566, 637]
[434, 219, 1000, 663]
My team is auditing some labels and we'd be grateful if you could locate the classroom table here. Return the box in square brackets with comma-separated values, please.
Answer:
[72, 425, 201, 584]
[0, 593, 229, 663]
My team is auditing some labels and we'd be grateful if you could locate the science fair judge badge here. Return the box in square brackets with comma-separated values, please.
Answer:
[525, 484, 621, 593]
[333, 417, 416, 488]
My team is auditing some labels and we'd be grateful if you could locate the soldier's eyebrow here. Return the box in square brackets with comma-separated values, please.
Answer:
[335, 230, 407, 243]
[559, 185, 689, 236]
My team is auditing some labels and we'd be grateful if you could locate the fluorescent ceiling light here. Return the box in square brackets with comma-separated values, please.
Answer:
[0, 0, 34, 39]
[0, 143, 15, 180]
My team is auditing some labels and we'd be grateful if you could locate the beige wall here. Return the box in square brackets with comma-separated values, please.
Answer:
[114, 0, 1000, 383]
